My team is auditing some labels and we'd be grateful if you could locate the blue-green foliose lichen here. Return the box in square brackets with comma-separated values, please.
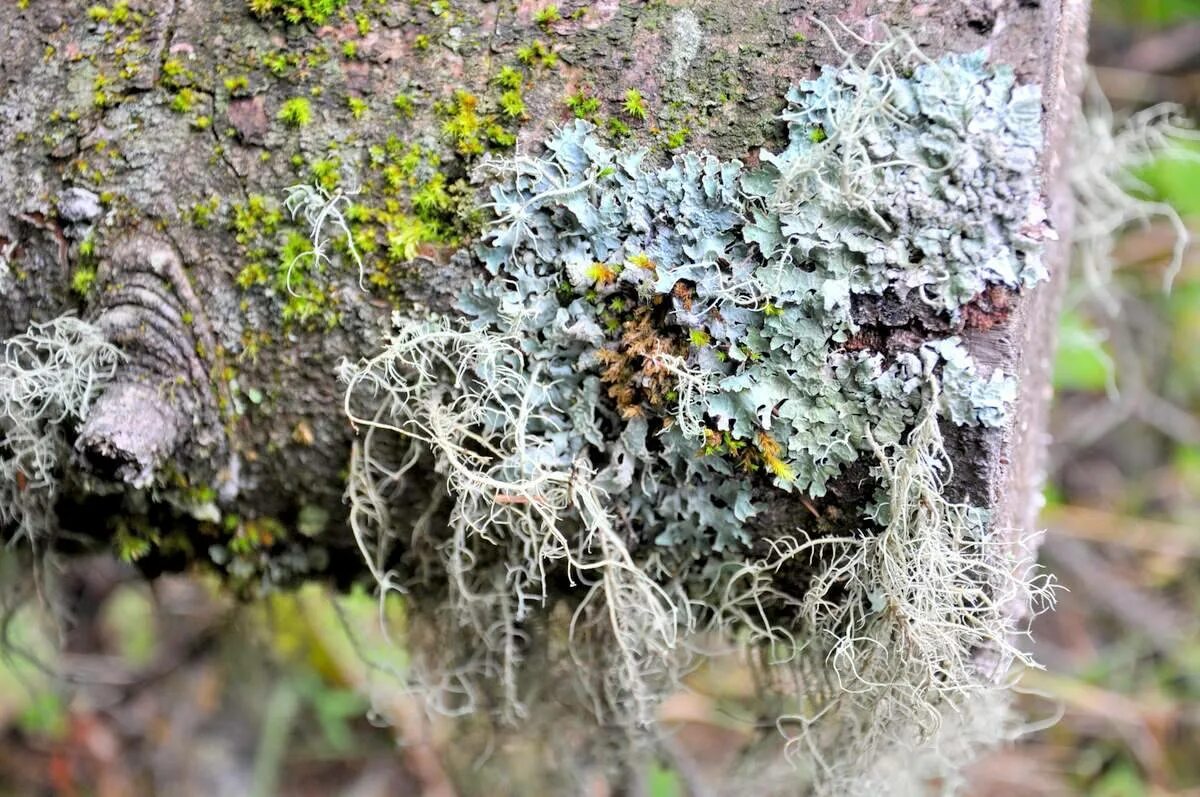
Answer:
[408, 50, 1045, 553]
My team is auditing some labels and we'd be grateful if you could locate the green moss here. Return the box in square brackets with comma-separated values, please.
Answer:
[161, 58, 186, 83]
[534, 5, 561, 27]
[622, 89, 647, 120]
[565, 90, 600, 121]
[498, 90, 526, 120]
[347, 96, 368, 119]
[276, 231, 339, 328]
[189, 195, 221, 228]
[262, 52, 290, 76]
[605, 117, 632, 139]
[114, 525, 152, 562]
[664, 127, 689, 150]
[309, 158, 341, 191]
[231, 194, 283, 242]
[392, 93, 415, 118]
[236, 262, 269, 289]
[437, 90, 488, 156]
[493, 66, 523, 91]
[487, 124, 516, 148]
[516, 40, 557, 68]
[411, 173, 451, 217]
[71, 266, 97, 298]
[248, 0, 347, 25]
[170, 87, 198, 113]
[223, 75, 250, 94]
[385, 217, 432, 262]
[278, 97, 313, 128]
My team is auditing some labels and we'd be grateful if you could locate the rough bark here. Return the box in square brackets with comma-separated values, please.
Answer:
[1, 0, 1083, 584]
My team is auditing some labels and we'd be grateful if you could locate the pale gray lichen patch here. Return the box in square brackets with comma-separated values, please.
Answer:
[339, 45, 1050, 765]
[451, 49, 1039, 550]
[747, 49, 1047, 315]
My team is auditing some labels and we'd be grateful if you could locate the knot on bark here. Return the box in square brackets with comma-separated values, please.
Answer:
[76, 234, 225, 488]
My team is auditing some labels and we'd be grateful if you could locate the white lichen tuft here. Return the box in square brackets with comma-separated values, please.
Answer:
[708, 386, 1056, 794]
[341, 315, 691, 728]
[1070, 79, 1196, 311]
[1, 315, 121, 543]
[283, 181, 366, 293]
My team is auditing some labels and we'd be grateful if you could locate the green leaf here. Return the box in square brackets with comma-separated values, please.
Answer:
[17, 691, 68, 740]
[1136, 139, 1200, 215]
[1053, 310, 1113, 392]
[645, 762, 683, 797]
[1089, 759, 1147, 797]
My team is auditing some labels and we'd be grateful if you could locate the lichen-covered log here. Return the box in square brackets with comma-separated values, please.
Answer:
[1, 0, 1081, 580]
[2, 0, 1088, 790]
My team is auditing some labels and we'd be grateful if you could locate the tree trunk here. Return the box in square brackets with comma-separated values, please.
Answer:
[1, 0, 1086, 585]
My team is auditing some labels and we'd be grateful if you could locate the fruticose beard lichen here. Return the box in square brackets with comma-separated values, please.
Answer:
[339, 39, 1056, 794]
[1, 315, 121, 546]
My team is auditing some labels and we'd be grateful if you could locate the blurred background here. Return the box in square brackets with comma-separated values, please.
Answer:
[3, 2, 1200, 795]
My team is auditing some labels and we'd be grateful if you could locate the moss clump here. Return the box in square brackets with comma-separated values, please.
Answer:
[622, 88, 647, 120]
[346, 96, 368, 120]
[169, 87, 198, 113]
[392, 93, 415, 118]
[247, 0, 347, 25]
[71, 265, 97, 297]
[516, 39, 558, 69]
[492, 66, 523, 91]
[498, 90, 525, 120]
[278, 96, 313, 128]
[229, 132, 476, 334]
[565, 89, 600, 121]
[663, 126, 689, 150]
[189, 195, 221, 228]
[223, 75, 250, 95]
[87, 1, 132, 24]
[276, 230, 339, 328]
[533, 4, 561, 27]
[435, 89, 518, 156]
[605, 117, 632, 139]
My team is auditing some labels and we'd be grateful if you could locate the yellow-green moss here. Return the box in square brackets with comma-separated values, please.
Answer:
[278, 96, 313, 127]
